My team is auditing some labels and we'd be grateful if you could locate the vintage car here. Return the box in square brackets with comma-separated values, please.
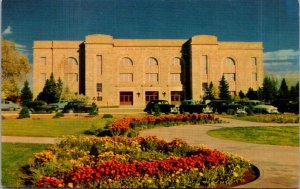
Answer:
[252, 104, 279, 114]
[144, 100, 177, 114]
[271, 99, 299, 114]
[208, 100, 246, 115]
[49, 100, 69, 110]
[179, 100, 213, 114]
[63, 101, 98, 113]
[1, 100, 21, 111]
[27, 100, 58, 114]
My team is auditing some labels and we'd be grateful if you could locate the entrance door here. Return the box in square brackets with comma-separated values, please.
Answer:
[145, 91, 159, 104]
[120, 92, 133, 105]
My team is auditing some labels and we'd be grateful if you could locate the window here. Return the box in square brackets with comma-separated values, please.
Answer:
[120, 73, 133, 82]
[145, 73, 158, 83]
[96, 55, 102, 75]
[96, 83, 102, 92]
[172, 58, 181, 66]
[171, 91, 183, 105]
[97, 96, 102, 101]
[202, 82, 208, 92]
[252, 72, 257, 81]
[145, 91, 159, 103]
[224, 73, 236, 81]
[40, 57, 46, 64]
[170, 73, 180, 82]
[146, 57, 158, 66]
[120, 92, 133, 105]
[202, 55, 208, 74]
[251, 57, 257, 66]
[121, 57, 133, 66]
[224, 57, 235, 65]
[67, 57, 78, 65]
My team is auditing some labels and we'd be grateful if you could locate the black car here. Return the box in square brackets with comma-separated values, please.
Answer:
[63, 101, 98, 113]
[272, 99, 299, 114]
[144, 100, 176, 114]
[179, 100, 213, 114]
[27, 100, 58, 114]
[208, 100, 245, 115]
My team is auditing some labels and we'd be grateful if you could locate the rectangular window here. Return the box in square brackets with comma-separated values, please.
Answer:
[120, 73, 133, 82]
[97, 96, 102, 101]
[96, 55, 102, 75]
[202, 82, 208, 92]
[251, 57, 257, 66]
[171, 91, 183, 105]
[145, 91, 159, 104]
[96, 83, 102, 92]
[170, 73, 180, 82]
[202, 55, 208, 74]
[145, 73, 158, 83]
[224, 73, 235, 81]
[252, 72, 257, 81]
[41, 57, 46, 64]
[120, 92, 133, 105]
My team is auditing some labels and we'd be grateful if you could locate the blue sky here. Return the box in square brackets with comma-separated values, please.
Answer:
[2, 0, 299, 74]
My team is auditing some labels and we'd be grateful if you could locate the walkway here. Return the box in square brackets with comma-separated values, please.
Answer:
[2, 117, 299, 188]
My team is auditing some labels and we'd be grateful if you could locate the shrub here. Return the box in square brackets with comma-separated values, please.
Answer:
[102, 114, 113, 118]
[53, 112, 64, 118]
[227, 109, 235, 115]
[19, 107, 30, 119]
[88, 106, 98, 115]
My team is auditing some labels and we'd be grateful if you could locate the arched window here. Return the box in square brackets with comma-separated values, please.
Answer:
[120, 57, 133, 66]
[172, 57, 181, 66]
[67, 57, 78, 65]
[224, 57, 235, 65]
[146, 57, 158, 66]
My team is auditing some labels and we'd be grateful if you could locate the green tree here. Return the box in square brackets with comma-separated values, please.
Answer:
[1, 39, 31, 101]
[37, 73, 59, 103]
[290, 82, 299, 100]
[262, 77, 278, 103]
[20, 80, 33, 106]
[204, 82, 216, 100]
[56, 78, 63, 100]
[238, 90, 245, 99]
[277, 78, 289, 99]
[246, 88, 257, 100]
[219, 75, 231, 100]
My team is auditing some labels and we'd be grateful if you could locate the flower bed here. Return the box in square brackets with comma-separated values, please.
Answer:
[106, 114, 220, 136]
[28, 136, 255, 188]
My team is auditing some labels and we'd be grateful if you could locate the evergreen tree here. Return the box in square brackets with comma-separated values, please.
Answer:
[277, 78, 289, 99]
[246, 88, 257, 100]
[290, 82, 299, 100]
[56, 78, 63, 100]
[37, 73, 59, 103]
[20, 80, 33, 106]
[204, 82, 216, 100]
[257, 87, 264, 100]
[219, 75, 231, 100]
[262, 77, 278, 103]
[238, 90, 245, 99]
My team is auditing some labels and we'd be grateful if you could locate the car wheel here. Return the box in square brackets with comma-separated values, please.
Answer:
[69, 109, 74, 113]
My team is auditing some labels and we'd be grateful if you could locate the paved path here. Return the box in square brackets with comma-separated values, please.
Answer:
[139, 118, 299, 188]
[2, 117, 299, 188]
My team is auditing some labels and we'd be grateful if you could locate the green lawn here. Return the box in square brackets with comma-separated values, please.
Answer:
[2, 118, 114, 137]
[2, 143, 51, 187]
[221, 114, 299, 123]
[208, 126, 299, 146]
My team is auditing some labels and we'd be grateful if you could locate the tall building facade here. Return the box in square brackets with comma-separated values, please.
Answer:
[33, 34, 263, 107]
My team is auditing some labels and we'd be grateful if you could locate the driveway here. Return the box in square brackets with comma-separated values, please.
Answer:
[139, 118, 299, 188]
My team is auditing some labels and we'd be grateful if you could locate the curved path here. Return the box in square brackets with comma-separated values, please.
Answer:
[139, 118, 299, 188]
[2, 118, 299, 188]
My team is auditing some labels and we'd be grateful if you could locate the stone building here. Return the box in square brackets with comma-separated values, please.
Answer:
[33, 34, 263, 107]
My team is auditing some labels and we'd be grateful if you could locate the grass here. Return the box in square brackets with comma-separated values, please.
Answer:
[2, 143, 51, 187]
[208, 126, 299, 146]
[2, 118, 115, 137]
[222, 113, 299, 123]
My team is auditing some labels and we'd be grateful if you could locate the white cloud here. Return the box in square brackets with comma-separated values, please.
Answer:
[264, 49, 299, 61]
[2, 26, 12, 35]
[264, 62, 293, 66]
[15, 42, 30, 56]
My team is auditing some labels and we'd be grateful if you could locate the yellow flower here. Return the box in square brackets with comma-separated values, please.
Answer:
[176, 179, 180, 183]
[67, 182, 73, 188]
[58, 184, 64, 188]
[147, 179, 153, 184]
[171, 174, 175, 177]
[199, 172, 204, 177]
[233, 172, 239, 177]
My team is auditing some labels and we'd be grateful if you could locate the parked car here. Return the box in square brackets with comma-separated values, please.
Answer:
[1, 100, 21, 111]
[179, 100, 213, 114]
[49, 100, 69, 110]
[252, 104, 279, 114]
[271, 99, 299, 114]
[208, 100, 246, 115]
[144, 100, 177, 114]
[27, 100, 58, 114]
[63, 101, 98, 113]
